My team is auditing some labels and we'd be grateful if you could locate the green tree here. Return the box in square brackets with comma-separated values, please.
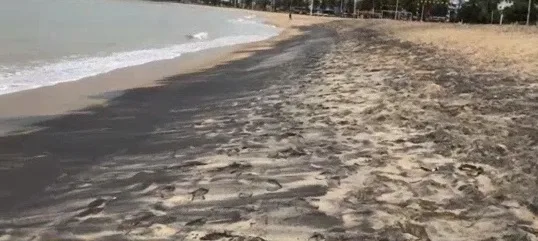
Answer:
[459, 0, 500, 22]
[503, 0, 537, 23]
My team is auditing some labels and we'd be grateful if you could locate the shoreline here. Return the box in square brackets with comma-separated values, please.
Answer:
[0, 9, 330, 135]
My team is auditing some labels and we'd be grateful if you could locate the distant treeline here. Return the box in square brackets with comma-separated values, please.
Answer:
[457, 0, 536, 24]
[148, 0, 537, 24]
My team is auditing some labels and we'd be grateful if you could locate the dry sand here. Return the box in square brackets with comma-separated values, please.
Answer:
[373, 20, 538, 78]
[2, 16, 538, 241]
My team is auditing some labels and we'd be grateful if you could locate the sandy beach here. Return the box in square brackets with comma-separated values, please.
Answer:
[2, 11, 538, 241]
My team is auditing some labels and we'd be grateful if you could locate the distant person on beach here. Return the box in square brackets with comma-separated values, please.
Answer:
[289, 12, 292, 20]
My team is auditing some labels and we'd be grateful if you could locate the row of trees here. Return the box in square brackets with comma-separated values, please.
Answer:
[176, 0, 536, 24]
[457, 0, 536, 23]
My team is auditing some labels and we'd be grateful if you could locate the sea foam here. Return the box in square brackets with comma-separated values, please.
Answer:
[0, 33, 278, 95]
[186, 32, 209, 40]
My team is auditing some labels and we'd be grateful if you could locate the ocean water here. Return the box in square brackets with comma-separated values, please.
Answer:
[0, 0, 279, 95]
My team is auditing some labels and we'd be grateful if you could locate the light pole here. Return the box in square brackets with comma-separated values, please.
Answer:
[310, 0, 314, 15]
[354, 0, 357, 17]
[498, 1, 511, 25]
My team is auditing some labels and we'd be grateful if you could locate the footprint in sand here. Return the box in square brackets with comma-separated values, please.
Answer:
[185, 218, 207, 226]
[238, 192, 253, 198]
[213, 161, 252, 174]
[265, 179, 282, 191]
[308, 233, 326, 241]
[190, 187, 209, 200]
[458, 164, 484, 177]
[157, 185, 176, 199]
[327, 176, 341, 188]
[75, 196, 115, 218]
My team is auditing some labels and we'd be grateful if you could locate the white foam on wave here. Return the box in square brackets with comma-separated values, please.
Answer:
[0, 33, 278, 95]
[228, 15, 264, 25]
[186, 32, 209, 40]
[229, 18, 259, 25]
[229, 15, 278, 29]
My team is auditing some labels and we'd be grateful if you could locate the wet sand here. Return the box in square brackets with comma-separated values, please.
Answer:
[2, 18, 538, 241]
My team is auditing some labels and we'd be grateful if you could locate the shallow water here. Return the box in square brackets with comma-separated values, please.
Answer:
[0, 0, 278, 95]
